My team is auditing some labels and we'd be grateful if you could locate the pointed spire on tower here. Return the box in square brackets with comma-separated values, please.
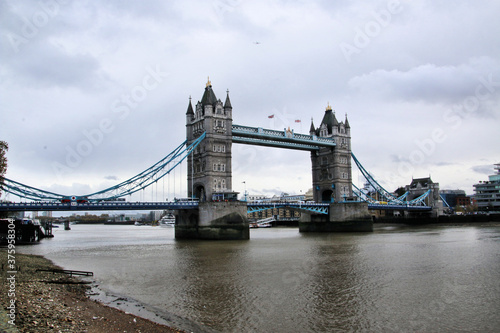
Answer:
[309, 117, 316, 134]
[332, 111, 339, 126]
[345, 113, 350, 128]
[224, 89, 232, 109]
[186, 95, 194, 115]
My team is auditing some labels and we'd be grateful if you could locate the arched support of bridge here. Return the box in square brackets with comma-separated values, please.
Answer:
[299, 202, 373, 232]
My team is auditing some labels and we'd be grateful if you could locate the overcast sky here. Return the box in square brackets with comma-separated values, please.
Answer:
[1, 0, 499, 202]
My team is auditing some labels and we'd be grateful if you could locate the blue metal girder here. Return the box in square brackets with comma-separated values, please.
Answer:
[85, 132, 206, 201]
[247, 202, 329, 215]
[368, 204, 432, 211]
[232, 124, 335, 151]
[232, 136, 321, 151]
[1, 134, 206, 203]
[351, 153, 400, 203]
[408, 189, 431, 205]
[1, 178, 65, 201]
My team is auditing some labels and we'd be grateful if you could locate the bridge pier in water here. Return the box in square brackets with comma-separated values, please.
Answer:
[299, 202, 373, 232]
[175, 202, 249, 240]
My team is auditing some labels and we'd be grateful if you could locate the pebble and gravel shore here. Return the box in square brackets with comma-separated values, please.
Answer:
[0, 250, 184, 332]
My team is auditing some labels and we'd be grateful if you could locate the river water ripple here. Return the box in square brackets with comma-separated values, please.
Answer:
[19, 223, 500, 332]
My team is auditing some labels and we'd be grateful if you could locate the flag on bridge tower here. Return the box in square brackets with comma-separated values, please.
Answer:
[295, 119, 301, 123]
[268, 114, 274, 119]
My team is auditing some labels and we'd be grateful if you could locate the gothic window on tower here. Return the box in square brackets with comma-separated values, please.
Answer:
[213, 163, 226, 172]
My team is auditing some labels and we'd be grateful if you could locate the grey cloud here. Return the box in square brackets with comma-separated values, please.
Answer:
[348, 58, 500, 104]
[6, 43, 104, 89]
[471, 164, 496, 175]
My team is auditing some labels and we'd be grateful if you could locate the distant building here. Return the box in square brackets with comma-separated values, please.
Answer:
[456, 196, 471, 206]
[440, 189, 466, 208]
[304, 188, 314, 202]
[473, 163, 500, 212]
[248, 195, 268, 202]
[405, 177, 443, 216]
[245, 192, 306, 221]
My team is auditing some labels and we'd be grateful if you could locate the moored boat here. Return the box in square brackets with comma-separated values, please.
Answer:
[159, 214, 175, 227]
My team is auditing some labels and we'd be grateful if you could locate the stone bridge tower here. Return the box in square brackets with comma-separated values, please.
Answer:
[186, 79, 233, 201]
[179, 79, 248, 240]
[309, 104, 353, 203]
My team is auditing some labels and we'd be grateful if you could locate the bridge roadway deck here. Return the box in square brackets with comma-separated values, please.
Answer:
[0, 201, 431, 212]
[0, 201, 199, 212]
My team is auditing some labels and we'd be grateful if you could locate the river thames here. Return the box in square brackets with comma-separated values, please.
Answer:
[18, 223, 500, 332]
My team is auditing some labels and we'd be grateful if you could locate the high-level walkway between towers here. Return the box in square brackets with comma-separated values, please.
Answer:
[231, 124, 336, 151]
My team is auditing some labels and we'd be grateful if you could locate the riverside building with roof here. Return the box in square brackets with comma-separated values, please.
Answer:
[473, 163, 500, 212]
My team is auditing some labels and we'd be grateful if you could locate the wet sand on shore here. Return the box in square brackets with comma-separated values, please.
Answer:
[0, 250, 184, 332]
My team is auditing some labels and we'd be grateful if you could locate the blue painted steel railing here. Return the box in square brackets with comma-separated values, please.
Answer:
[247, 202, 330, 215]
[367, 203, 431, 211]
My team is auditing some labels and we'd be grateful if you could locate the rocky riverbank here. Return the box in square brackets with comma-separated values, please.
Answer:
[0, 250, 184, 332]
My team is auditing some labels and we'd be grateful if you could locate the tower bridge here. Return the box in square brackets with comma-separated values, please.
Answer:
[1, 79, 442, 240]
[179, 80, 369, 239]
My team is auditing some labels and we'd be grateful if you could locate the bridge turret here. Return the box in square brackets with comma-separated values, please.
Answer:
[310, 103, 353, 203]
[186, 79, 233, 202]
